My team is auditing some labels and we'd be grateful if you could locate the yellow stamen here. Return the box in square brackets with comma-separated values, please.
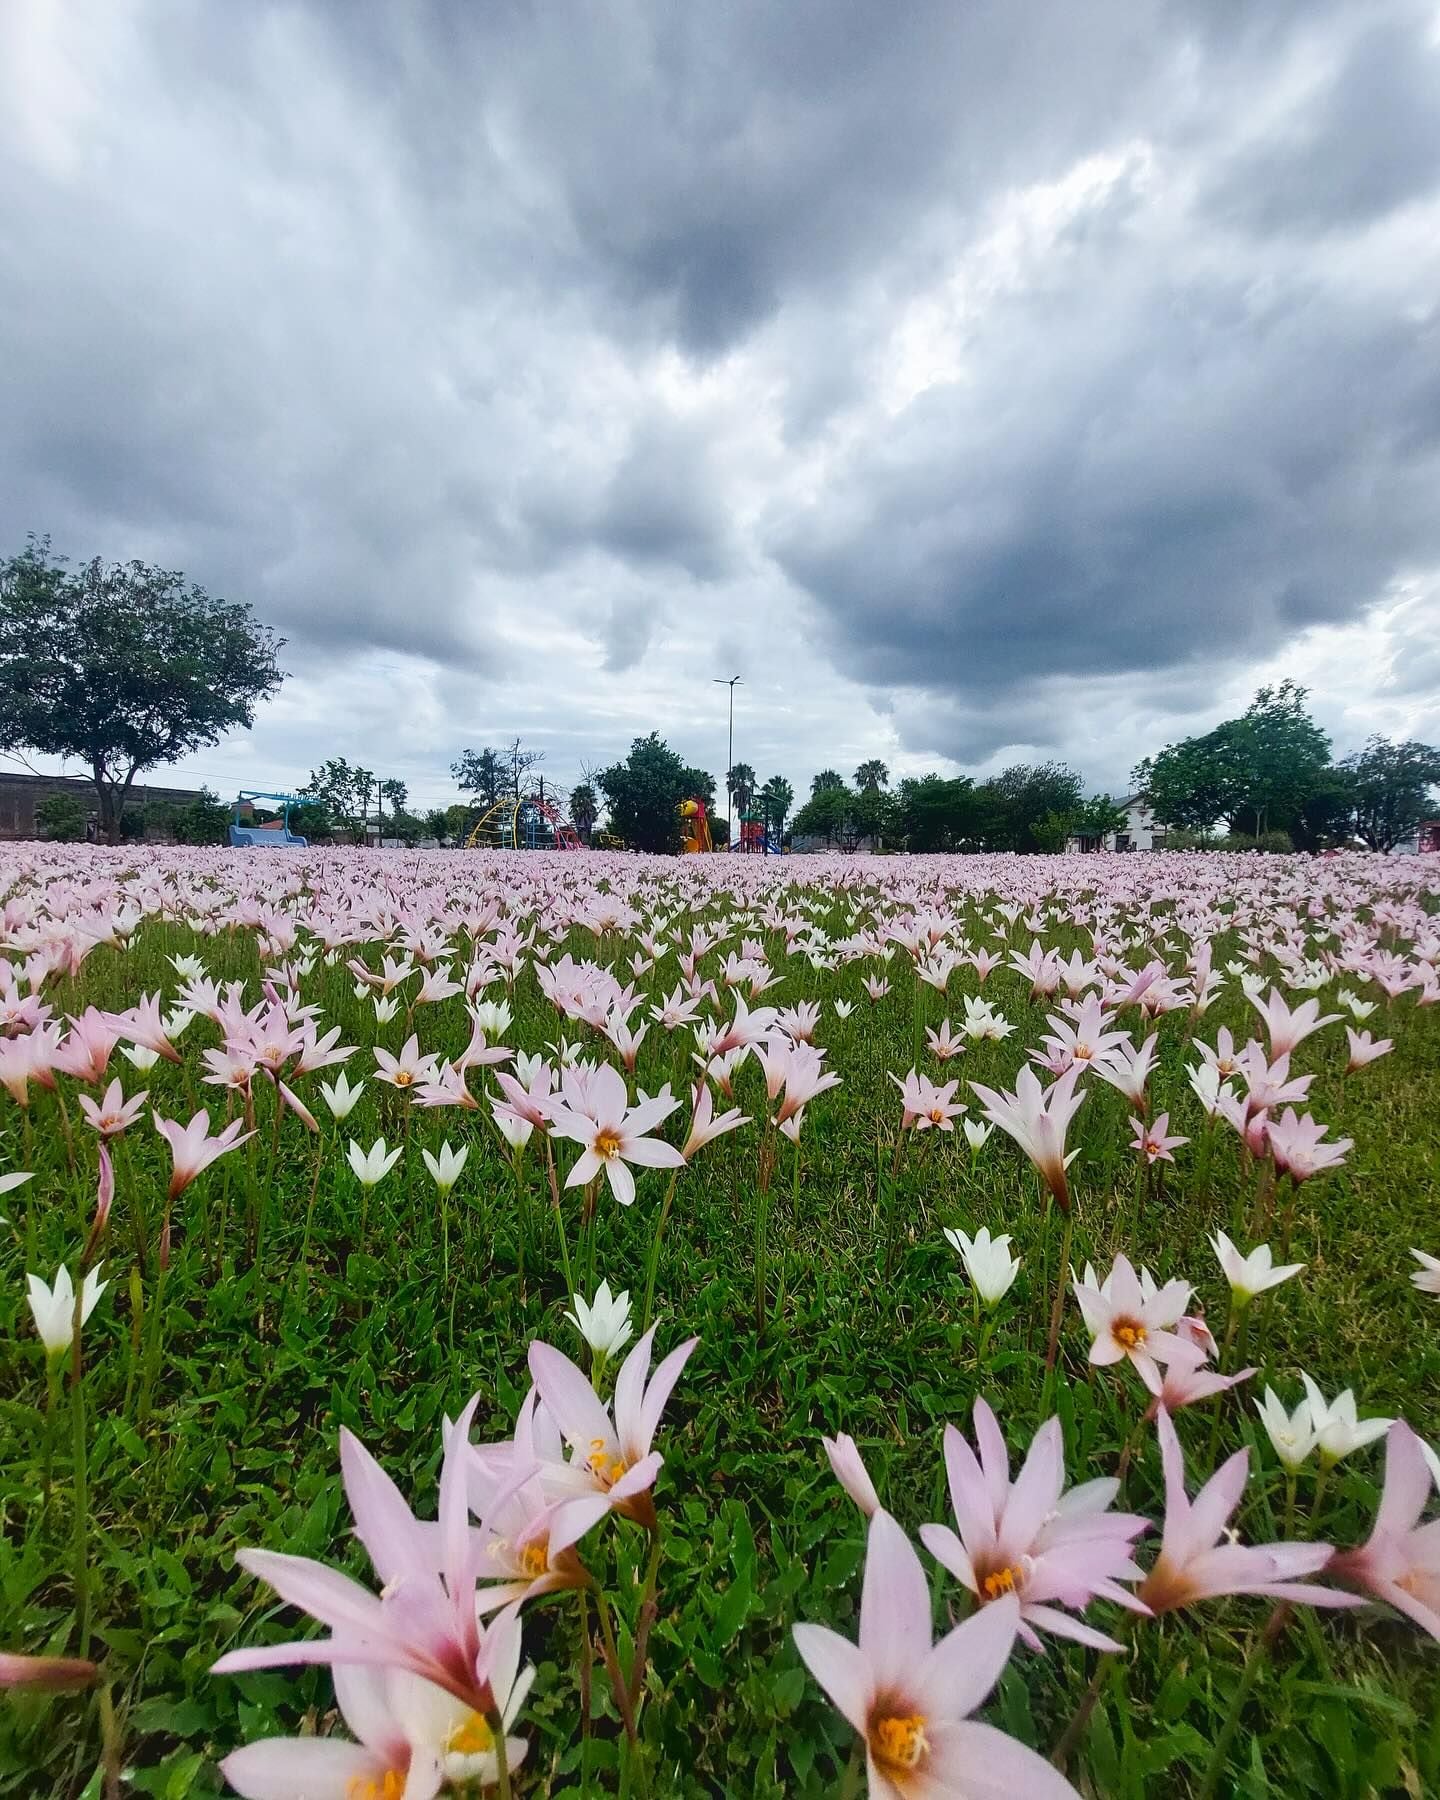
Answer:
[392, 1070, 413, 1087]
[595, 1129, 623, 1158]
[982, 1564, 1023, 1599]
[586, 1435, 629, 1486]
[519, 1540, 549, 1577]
[1114, 1320, 1147, 1351]
[928, 1108, 946, 1125]
[870, 1712, 928, 1772]
[346, 1771, 406, 1800]
[447, 1713, 495, 1756]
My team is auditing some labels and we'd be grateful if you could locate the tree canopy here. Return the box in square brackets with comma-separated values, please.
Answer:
[0, 535, 285, 842]
[597, 733, 715, 853]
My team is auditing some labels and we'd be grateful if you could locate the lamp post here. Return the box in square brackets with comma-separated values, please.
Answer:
[714, 675, 741, 846]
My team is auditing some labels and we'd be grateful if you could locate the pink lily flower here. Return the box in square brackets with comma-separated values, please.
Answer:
[969, 1063, 1085, 1212]
[77, 1077, 147, 1140]
[527, 1324, 698, 1529]
[103, 992, 182, 1063]
[680, 1081, 749, 1161]
[1248, 987, 1341, 1057]
[890, 1067, 966, 1132]
[153, 1109, 254, 1202]
[772, 1041, 842, 1126]
[1330, 1420, 1440, 1637]
[793, 1511, 1079, 1799]
[1090, 1033, 1159, 1109]
[919, 1400, 1149, 1653]
[52, 1007, 121, 1083]
[543, 1063, 684, 1207]
[823, 1432, 881, 1518]
[1265, 1107, 1353, 1183]
[373, 1033, 440, 1093]
[214, 1396, 519, 1716]
[1155, 1361, 1255, 1413]
[1344, 1027, 1392, 1073]
[1129, 1111, 1188, 1165]
[1138, 1409, 1362, 1616]
[1072, 1256, 1205, 1396]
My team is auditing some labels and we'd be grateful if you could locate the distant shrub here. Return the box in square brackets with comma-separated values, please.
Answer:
[1223, 830, 1295, 854]
[35, 792, 87, 842]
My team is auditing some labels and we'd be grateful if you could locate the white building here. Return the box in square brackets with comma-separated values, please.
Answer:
[1067, 794, 1167, 853]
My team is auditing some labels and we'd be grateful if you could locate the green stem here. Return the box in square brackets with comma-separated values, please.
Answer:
[642, 1169, 681, 1335]
[544, 1135, 576, 1296]
[486, 1707, 511, 1800]
[1196, 1604, 1290, 1800]
[1043, 1205, 1076, 1374]
[594, 1589, 639, 1743]
[70, 1287, 90, 1655]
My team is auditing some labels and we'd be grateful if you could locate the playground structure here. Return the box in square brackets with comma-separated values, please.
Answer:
[678, 797, 713, 854]
[465, 786, 583, 851]
[229, 791, 308, 848]
[734, 809, 784, 855]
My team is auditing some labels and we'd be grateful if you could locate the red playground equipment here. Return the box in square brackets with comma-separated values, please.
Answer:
[678, 797, 713, 854]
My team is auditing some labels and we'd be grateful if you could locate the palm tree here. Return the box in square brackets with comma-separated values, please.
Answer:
[854, 759, 890, 793]
[727, 762, 757, 816]
[811, 768, 846, 797]
[569, 782, 599, 843]
[760, 775, 794, 834]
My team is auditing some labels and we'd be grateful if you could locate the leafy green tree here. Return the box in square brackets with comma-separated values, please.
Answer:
[979, 762, 1085, 852]
[1134, 725, 1253, 840]
[170, 787, 232, 846]
[35, 791, 87, 842]
[302, 758, 376, 842]
[791, 784, 854, 845]
[451, 747, 507, 811]
[598, 733, 710, 853]
[422, 807, 451, 841]
[759, 775, 794, 835]
[378, 778, 408, 824]
[893, 774, 983, 851]
[444, 802, 473, 841]
[726, 762, 757, 817]
[1337, 736, 1440, 850]
[854, 759, 889, 793]
[568, 782, 599, 842]
[1069, 793, 1129, 841]
[810, 769, 846, 797]
[0, 535, 285, 843]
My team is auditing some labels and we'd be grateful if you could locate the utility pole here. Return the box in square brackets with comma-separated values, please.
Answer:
[714, 675, 741, 847]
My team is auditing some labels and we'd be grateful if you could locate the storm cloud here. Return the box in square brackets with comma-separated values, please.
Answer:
[1, 0, 1438, 807]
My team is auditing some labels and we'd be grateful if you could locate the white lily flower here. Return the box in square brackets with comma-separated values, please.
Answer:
[961, 1118, 993, 1152]
[27, 1263, 108, 1356]
[943, 1225, 1019, 1307]
[373, 995, 400, 1025]
[346, 1138, 403, 1188]
[563, 1280, 634, 1359]
[1210, 1231, 1305, 1305]
[1300, 1374, 1392, 1466]
[421, 1140, 469, 1194]
[121, 1045, 160, 1073]
[319, 1070, 366, 1120]
[1254, 1388, 1317, 1472]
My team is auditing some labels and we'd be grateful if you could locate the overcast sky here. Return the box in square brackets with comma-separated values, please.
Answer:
[3, 0, 1439, 817]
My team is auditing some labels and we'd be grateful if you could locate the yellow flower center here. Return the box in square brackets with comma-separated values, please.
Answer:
[346, 1771, 405, 1800]
[982, 1563, 1024, 1600]
[928, 1107, 946, 1125]
[519, 1540, 549, 1577]
[447, 1712, 495, 1756]
[1114, 1320, 1147, 1351]
[870, 1712, 928, 1772]
[99, 1114, 122, 1132]
[587, 1436, 629, 1486]
[595, 1129, 623, 1159]
[1074, 1043, 1093, 1060]
[392, 1070, 413, 1087]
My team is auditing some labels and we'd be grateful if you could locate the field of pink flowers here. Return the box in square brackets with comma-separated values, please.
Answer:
[1, 844, 1438, 1797]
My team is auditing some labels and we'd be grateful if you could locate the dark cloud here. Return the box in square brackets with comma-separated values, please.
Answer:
[0, 0, 1436, 804]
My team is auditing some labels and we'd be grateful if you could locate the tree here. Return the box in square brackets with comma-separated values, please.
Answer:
[1338, 736, 1440, 850]
[980, 762, 1085, 853]
[791, 783, 855, 845]
[35, 791, 87, 842]
[378, 778, 408, 824]
[0, 535, 285, 843]
[422, 807, 451, 842]
[169, 787, 232, 846]
[811, 769, 846, 797]
[302, 758, 376, 842]
[452, 747, 507, 812]
[727, 762, 757, 817]
[1069, 793, 1129, 842]
[569, 782, 599, 843]
[893, 774, 982, 851]
[598, 733, 710, 853]
[854, 759, 890, 793]
[759, 775, 794, 836]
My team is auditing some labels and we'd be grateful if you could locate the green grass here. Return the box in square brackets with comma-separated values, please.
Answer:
[1, 853, 1438, 1797]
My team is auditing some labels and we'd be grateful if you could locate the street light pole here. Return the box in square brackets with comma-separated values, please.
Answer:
[713, 675, 741, 847]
